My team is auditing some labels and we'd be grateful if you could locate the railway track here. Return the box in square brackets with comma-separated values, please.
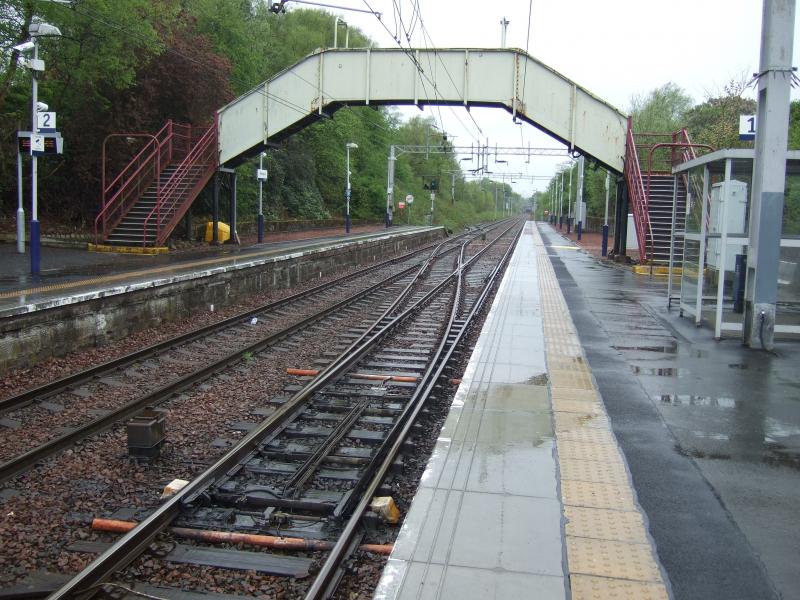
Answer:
[0, 229, 493, 483]
[43, 219, 523, 600]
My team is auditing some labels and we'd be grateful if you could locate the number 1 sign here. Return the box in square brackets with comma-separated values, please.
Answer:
[739, 115, 756, 141]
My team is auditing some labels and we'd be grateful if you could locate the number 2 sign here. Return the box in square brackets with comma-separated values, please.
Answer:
[37, 112, 56, 131]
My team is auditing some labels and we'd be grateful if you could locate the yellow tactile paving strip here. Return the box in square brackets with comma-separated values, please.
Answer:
[534, 227, 670, 599]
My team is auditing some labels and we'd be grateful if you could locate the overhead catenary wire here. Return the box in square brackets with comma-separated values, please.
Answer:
[362, 0, 482, 144]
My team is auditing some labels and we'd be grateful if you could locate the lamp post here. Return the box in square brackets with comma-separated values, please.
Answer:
[257, 152, 266, 243]
[24, 20, 61, 275]
[345, 142, 358, 234]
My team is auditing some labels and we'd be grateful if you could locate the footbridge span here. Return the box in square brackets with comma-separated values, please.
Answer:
[97, 48, 631, 248]
[217, 47, 628, 173]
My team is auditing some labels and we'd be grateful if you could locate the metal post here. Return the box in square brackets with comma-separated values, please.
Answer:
[494, 181, 498, 220]
[229, 170, 237, 244]
[500, 17, 509, 48]
[602, 171, 610, 256]
[715, 160, 733, 339]
[743, 0, 795, 349]
[258, 153, 265, 243]
[212, 172, 219, 244]
[695, 166, 710, 325]
[430, 191, 435, 225]
[667, 173, 679, 306]
[30, 39, 40, 275]
[567, 165, 573, 234]
[17, 150, 24, 253]
[345, 143, 354, 234]
[558, 172, 564, 228]
[577, 156, 584, 240]
[386, 145, 395, 228]
[618, 181, 629, 256]
[451, 172, 456, 205]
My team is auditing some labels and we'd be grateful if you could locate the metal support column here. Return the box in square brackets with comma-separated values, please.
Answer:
[30, 40, 40, 274]
[567, 166, 573, 234]
[576, 156, 584, 240]
[743, 0, 795, 349]
[386, 145, 395, 228]
[618, 181, 629, 256]
[17, 151, 24, 253]
[258, 153, 265, 243]
[602, 171, 610, 256]
[212, 172, 220, 244]
[230, 170, 237, 244]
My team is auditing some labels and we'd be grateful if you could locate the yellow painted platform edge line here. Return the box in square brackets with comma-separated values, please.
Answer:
[88, 243, 168, 255]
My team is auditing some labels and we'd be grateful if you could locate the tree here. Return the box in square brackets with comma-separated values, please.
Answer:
[629, 83, 693, 133]
[685, 78, 757, 149]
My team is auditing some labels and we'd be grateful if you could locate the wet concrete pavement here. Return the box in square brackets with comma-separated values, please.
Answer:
[540, 223, 800, 600]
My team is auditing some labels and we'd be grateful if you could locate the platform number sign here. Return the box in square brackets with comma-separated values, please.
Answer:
[739, 115, 756, 141]
[37, 111, 56, 131]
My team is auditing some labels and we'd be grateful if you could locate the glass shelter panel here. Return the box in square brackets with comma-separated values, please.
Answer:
[680, 237, 701, 318]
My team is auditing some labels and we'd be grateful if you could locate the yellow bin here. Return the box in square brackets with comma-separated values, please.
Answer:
[204, 221, 230, 243]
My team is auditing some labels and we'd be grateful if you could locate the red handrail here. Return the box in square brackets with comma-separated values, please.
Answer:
[142, 124, 218, 246]
[96, 131, 167, 244]
[95, 120, 204, 244]
[645, 141, 714, 200]
[624, 122, 652, 262]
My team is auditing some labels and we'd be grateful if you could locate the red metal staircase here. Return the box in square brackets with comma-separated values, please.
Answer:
[95, 120, 218, 247]
[623, 122, 712, 265]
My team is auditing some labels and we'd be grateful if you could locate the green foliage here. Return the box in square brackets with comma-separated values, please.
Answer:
[685, 78, 757, 150]
[630, 83, 693, 133]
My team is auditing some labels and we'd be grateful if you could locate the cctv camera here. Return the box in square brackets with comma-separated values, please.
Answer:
[37, 102, 49, 112]
[13, 40, 35, 53]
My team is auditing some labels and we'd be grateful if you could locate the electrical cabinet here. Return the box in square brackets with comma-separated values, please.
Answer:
[707, 180, 748, 272]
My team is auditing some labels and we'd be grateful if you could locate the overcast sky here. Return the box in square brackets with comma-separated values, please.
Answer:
[296, 0, 800, 196]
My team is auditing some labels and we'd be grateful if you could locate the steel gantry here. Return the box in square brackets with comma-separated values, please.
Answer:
[384, 143, 569, 225]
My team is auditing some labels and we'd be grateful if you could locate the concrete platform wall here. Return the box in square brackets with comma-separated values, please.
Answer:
[0, 229, 443, 375]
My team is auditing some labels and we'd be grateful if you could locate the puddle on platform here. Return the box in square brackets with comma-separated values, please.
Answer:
[674, 443, 731, 461]
[526, 373, 549, 385]
[614, 344, 678, 354]
[632, 366, 688, 377]
[659, 394, 737, 408]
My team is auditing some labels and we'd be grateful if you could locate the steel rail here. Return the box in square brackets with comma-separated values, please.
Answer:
[44, 223, 513, 600]
[306, 221, 523, 599]
[0, 235, 462, 416]
[0, 248, 449, 484]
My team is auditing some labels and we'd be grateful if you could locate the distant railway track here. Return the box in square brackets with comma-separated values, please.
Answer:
[45, 219, 523, 600]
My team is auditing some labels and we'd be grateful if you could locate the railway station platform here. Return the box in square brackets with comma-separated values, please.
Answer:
[0, 226, 442, 374]
[0, 226, 435, 316]
[376, 221, 799, 600]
